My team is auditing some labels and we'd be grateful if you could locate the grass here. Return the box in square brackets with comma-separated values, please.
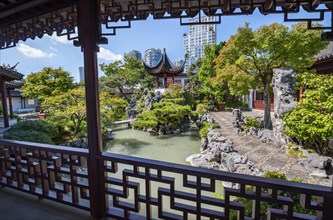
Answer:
[287, 149, 307, 158]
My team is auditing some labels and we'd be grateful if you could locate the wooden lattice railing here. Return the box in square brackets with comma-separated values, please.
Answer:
[99, 152, 333, 220]
[1, 139, 333, 219]
[0, 139, 90, 210]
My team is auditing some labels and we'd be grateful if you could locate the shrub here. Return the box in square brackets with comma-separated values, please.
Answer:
[199, 121, 220, 137]
[4, 130, 54, 144]
[196, 103, 208, 115]
[4, 120, 58, 144]
[133, 102, 192, 131]
[283, 72, 333, 155]
[243, 116, 261, 130]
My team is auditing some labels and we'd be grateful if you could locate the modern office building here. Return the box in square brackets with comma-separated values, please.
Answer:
[183, 16, 217, 73]
[124, 50, 142, 60]
[144, 48, 162, 67]
[78, 66, 84, 82]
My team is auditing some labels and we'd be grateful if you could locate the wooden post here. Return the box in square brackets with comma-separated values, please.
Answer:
[8, 89, 13, 119]
[1, 81, 9, 127]
[77, 0, 105, 218]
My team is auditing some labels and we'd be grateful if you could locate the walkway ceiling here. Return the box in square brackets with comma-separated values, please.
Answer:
[0, 0, 332, 49]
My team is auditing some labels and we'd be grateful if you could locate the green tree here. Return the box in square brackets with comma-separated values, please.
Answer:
[218, 23, 327, 129]
[43, 87, 87, 139]
[20, 67, 76, 101]
[100, 92, 128, 130]
[42, 87, 128, 141]
[185, 59, 202, 109]
[197, 43, 225, 107]
[284, 72, 333, 155]
[100, 57, 154, 102]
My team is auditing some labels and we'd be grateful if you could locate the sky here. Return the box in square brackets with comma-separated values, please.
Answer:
[0, 8, 330, 82]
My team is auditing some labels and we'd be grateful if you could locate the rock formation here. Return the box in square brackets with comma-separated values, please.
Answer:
[272, 68, 297, 146]
[126, 98, 138, 119]
[231, 109, 245, 133]
[186, 129, 262, 176]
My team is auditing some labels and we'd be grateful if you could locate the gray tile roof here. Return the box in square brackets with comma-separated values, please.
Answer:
[316, 41, 333, 61]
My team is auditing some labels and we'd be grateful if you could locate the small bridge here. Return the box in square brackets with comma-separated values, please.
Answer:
[113, 118, 137, 127]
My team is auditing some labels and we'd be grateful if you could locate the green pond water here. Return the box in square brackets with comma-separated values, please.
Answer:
[104, 128, 225, 218]
[105, 128, 201, 164]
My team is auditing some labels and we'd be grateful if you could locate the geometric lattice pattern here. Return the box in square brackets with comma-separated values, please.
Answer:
[1, 0, 332, 49]
[1, 140, 333, 219]
[0, 141, 90, 211]
[0, 6, 78, 49]
[101, 152, 333, 220]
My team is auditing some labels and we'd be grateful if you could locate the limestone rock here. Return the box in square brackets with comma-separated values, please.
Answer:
[126, 98, 138, 119]
[232, 109, 245, 133]
[187, 129, 262, 176]
[258, 129, 274, 143]
[147, 128, 158, 135]
[272, 68, 297, 119]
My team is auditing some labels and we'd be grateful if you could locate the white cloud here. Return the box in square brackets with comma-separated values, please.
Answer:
[49, 46, 58, 52]
[98, 47, 123, 61]
[17, 43, 56, 58]
[47, 33, 72, 44]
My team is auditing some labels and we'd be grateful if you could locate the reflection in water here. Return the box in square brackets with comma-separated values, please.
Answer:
[105, 128, 201, 165]
[107, 138, 150, 155]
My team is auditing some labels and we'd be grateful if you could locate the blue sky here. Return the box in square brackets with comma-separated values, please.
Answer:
[0, 9, 330, 82]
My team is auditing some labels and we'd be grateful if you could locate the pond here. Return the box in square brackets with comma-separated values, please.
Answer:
[103, 128, 225, 218]
[105, 128, 201, 165]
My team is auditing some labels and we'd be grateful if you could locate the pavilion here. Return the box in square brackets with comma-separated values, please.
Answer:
[0, 66, 23, 127]
[312, 41, 333, 74]
[143, 48, 185, 88]
[0, 1, 333, 220]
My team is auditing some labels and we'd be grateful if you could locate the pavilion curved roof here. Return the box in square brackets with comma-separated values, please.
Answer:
[5, 81, 23, 90]
[316, 41, 333, 61]
[143, 49, 185, 76]
[0, 66, 24, 81]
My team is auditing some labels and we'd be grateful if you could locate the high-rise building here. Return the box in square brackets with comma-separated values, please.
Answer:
[78, 66, 84, 82]
[183, 16, 216, 73]
[144, 48, 162, 67]
[124, 50, 142, 60]
[174, 59, 184, 67]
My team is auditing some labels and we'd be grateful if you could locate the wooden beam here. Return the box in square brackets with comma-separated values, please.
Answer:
[1, 80, 9, 127]
[7, 89, 13, 119]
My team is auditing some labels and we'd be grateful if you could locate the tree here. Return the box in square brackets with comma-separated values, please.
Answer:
[218, 23, 327, 129]
[20, 67, 76, 101]
[42, 86, 128, 141]
[283, 72, 333, 155]
[100, 57, 154, 102]
[197, 43, 225, 107]
[43, 87, 87, 139]
[100, 92, 128, 130]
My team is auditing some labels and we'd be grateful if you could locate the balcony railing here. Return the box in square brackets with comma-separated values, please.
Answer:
[1, 139, 333, 219]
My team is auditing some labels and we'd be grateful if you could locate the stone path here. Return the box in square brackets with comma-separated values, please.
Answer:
[210, 111, 330, 186]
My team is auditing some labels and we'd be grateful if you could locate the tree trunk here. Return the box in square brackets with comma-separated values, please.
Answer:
[119, 87, 130, 103]
[263, 83, 272, 129]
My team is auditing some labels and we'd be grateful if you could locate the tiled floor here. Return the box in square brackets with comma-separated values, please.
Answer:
[0, 187, 93, 220]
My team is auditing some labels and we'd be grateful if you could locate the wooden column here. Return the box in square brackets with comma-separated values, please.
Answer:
[1, 81, 9, 127]
[78, 0, 105, 218]
[8, 89, 13, 119]
[299, 86, 304, 100]
[172, 74, 175, 84]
